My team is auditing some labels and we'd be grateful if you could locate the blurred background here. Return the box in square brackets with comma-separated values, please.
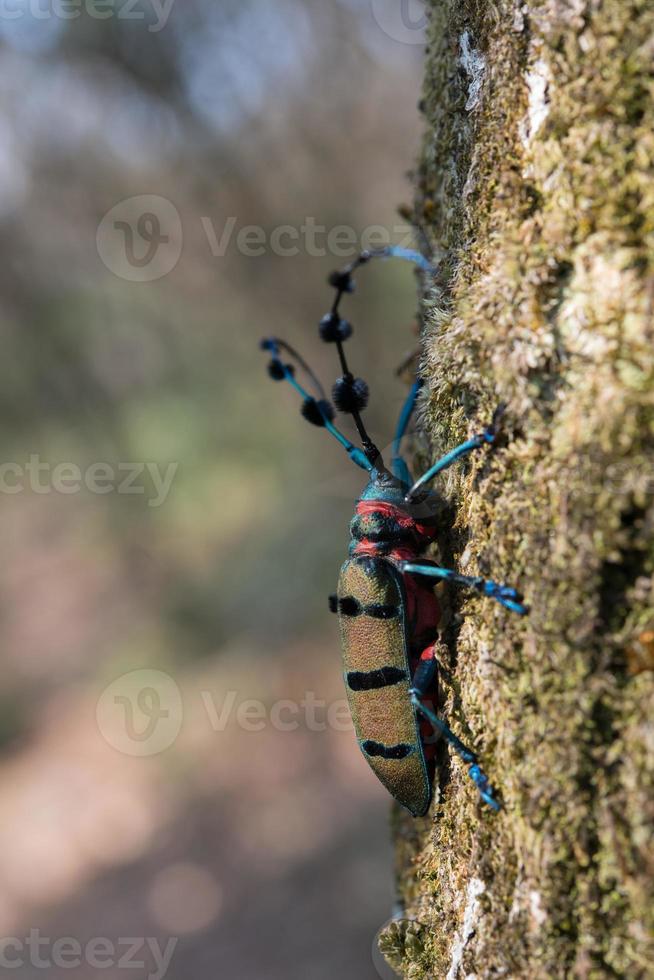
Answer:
[0, 1, 426, 976]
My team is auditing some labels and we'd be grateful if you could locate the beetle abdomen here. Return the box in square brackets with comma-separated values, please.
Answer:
[337, 554, 431, 816]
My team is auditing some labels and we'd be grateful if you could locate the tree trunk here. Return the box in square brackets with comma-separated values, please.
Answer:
[381, 2, 654, 977]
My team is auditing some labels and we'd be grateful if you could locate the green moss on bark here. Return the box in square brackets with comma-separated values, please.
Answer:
[383, 1, 654, 977]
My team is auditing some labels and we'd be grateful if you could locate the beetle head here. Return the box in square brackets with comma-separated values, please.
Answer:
[361, 468, 444, 524]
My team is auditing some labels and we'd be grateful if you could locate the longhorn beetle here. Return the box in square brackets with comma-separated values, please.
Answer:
[260, 246, 527, 816]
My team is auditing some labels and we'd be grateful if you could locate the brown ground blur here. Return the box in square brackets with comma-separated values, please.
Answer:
[0, 3, 425, 977]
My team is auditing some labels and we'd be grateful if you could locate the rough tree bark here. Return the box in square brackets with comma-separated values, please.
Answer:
[380, 2, 654, 978]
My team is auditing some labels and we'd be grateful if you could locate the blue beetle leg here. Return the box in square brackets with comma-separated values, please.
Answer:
[392, 378, 422, 484]
[408, 692, 501, 811]
[405, 405, 506, 501]
[406, 431, 492, 500]
[402, 562, 528, 616]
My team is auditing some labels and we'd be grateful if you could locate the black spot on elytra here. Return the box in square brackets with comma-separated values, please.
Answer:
[366, 604, 400, 620]
[338, 596, 362, 617]
[362, 740, 414, 760]
[347, 667, 407, 691]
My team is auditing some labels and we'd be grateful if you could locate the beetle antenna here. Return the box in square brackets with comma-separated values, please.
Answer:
[260, 337, 374, 473]
[320, 247, 434, 469]
[267, 338, 328, 401]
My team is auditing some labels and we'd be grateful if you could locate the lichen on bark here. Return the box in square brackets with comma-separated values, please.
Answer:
[382, 1, 654, 977]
